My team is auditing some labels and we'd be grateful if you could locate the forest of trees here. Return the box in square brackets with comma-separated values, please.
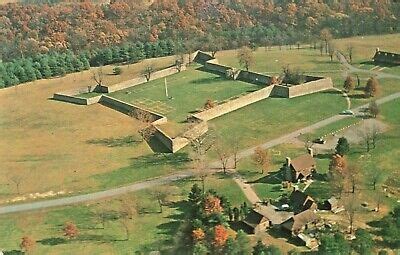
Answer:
[0, 0, 399, 88]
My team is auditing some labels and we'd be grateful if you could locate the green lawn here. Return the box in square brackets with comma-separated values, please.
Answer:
[109, 66, 261, 123]
[216, 48, 342, 75]
[0, 173, 249, 254]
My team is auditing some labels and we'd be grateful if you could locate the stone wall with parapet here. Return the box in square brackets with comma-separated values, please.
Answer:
[192, 85, 275, 121]
[271, 77, 333, 98]
[99, 95, 167, 124]
[288, 77, 333, 98]
[100, 65, 187, 93]
[237, 70, 273, 86]
[53, 85, 101, 105]
[203, 59, 232, 76]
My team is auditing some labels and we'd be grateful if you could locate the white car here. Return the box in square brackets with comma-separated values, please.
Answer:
[341, 110, 354, 115]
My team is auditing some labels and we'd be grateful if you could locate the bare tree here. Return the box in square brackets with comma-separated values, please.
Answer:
[368, 101, 380, 118]
[231, 137, 240, 169]
[149, 186, 176, 213]
[359, 123, 381, 152]
[20, 236, 36, 254]
[346, 164, 362, 194]
[142, 64, 154, 82]
[119, 195, 137, 241]
[366, 167, 386, 190]
[330, 171, 345, 198]
[92, 66, 104, 86]
[252, 146, 271, 174]
[9, 174, 23, 195]
[370, 124, 381, 149]
[343, 194, 358, 234]
[215, 142, 230, 174]
[328, 42, 335, 61]
[347, 44, 354, 63]
[320, 28, 333, 54]
[175, 54, 185, 72]
[237, 46, 254, 71]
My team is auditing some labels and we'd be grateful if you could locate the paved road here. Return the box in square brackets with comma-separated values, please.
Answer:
[1, 87, 400, 215]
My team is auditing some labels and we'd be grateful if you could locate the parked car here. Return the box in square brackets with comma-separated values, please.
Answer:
[341, 109, 354, 115]
[313, 138, 326, 144]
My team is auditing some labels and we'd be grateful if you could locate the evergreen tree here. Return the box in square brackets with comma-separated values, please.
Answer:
[189, 184, 203, 205]
[253, 240, 268, 255]
[352, 229, 374, 255]
[319, 233, 350, 255]
[14, 64, 28, 83]
[335, 137, 350, 156]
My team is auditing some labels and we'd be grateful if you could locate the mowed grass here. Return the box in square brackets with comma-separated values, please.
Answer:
[211, 91, 348, 149]
[334, 33, 400, 64]
[0, 174, 248, 254]
[109, 66, 261, 123]
[0, 56, 176, 198]
[216, 48, 343, 75]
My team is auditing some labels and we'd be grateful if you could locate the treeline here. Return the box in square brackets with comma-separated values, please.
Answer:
[0, 0, 399, 61]
[0, 40, 181, 88]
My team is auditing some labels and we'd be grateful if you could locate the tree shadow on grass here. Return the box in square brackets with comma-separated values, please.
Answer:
[195, 66, 225, 77]
[191, 76, 224, 85]
[315, 153, 332, 160]
[87, 135, 141, 147]
[248, 170, 283, 185]
[130, 152, 190, 169]
[38, 237, 67, 246]
[4, 251, 23, 255]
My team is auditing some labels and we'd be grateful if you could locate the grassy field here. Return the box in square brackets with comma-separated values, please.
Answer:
[0, 56, 178, 199]
[334, 34, 400, 64]
[109, 66, 260, 123]
[0, 174, 248, 254]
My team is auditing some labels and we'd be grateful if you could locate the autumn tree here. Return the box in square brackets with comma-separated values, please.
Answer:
[20, 236, 35, 254]
[142, 64, 154, 82]
[175, 54, 185, 72]
[252, 147, 271, 174]
[192, 228, 206, 242]
[330, 171, 345, 198]
[345, 163, 362, 194]
[329, 154, 348, 175]
[365, 77, 380, 98]
[203, 195, 223, 216]
[237, 46, 254, 71]
[63, 222, 79, 239]
[212, 225, 229, 248]
[343, 76, 355, 93]
[368, 101, 380, 118]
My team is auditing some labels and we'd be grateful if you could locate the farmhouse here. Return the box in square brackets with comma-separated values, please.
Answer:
[289, 190, 317, 214]
[373, 48, 400, 65]
[281, 209, 319, 235]
[243, 204, 293, 234]
[284, 153, 316, 182]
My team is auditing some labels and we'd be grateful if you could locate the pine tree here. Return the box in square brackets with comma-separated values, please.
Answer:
[335, 137, 350, 156]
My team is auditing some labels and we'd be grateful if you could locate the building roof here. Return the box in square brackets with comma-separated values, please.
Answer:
[254, 205, 294, 225]
[243, 210, 265, 228]
[243, 205, 294, 229]
[373, 50, 400, 64]
[290, 154, 316, 175]
[289, 190, 316, 213]
[282, 209, 319, 234]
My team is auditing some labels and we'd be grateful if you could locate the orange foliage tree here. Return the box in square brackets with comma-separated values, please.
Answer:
[203, 195, 223, 215]
[212, 225, 229, 247]
[63, 221, 79, 239]
[192, 228, 206, 242]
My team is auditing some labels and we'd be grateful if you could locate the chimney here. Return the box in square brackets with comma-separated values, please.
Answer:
[308, 148, 314, 157]
[286, 157, 291, 166]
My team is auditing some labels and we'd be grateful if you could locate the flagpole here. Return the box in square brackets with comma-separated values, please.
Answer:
[165, 77, 169, 98]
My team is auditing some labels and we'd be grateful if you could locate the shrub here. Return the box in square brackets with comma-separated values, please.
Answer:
[113, 66, 122, 75]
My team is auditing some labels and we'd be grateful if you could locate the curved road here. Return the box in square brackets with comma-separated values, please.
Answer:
[1, 59, 400, 215]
